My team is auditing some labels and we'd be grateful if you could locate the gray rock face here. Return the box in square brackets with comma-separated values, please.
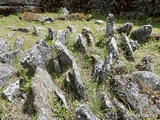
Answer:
[137, 55, 154, 72]
[75, 33, 87, 53]
[67, 25, 76, 33]
[55, 41, 85, 99]
[116, 22, 133, 36]
[20, 39, 53, 71]
[54, 85, 68, 109]
[0, 64, 16, 88]
[107, 37, 119, 59]
[81, 27, 95, 47]
[114, 71, 160, 120]
[91, 60, 103, 82]
[99, 53, 112, 83]
[57, 30, 66, 45]
[75, 104, 100, 120]
[31, 67, 53, 120]
[129, 40, 139, 52]
[65, 29, 70, 40]
[130, 25, 152, 43]
[121, 35, 135, 61]
[106, 13, 114, 37]
[0, 49, 23, 63]
[14, 37, 24, 50]
[2, 80, 20, 102]
[48, 28, 56, 40]
[0, 38, 10, 54]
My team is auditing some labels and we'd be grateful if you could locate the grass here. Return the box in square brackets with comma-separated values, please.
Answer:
[0, 11, 160, 119]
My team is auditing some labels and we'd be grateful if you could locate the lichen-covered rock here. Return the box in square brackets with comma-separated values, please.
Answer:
[129, 40, 139, 52]
[82, 27, 92, 35]
[14, 37, 24, 50]
[137, 55, 154, 72]
[114, 71, 160, 120]
[116, 22, 133, 36]
[121, 34, 135, 61]
[0, 49, 23, 63]
[31, 67, 54, 120]
[48, 28, 56, 40]
[57, 30, 66, 45]
[67, 25, 76, 33]
[75, 104, 100, 120]
[130, 25, 152, 43]
[0, 38, 10, 54]
[106, 13, 115, 37]
[0, 64, 16, 88]
[107, 37, 119, 59]
[75, 33, 87, 53]
[55, 41, 85, 99]
[20, 39, 53, 72]
[2, 80, 20, 102]
[99, 53, 112, 83]
[53, 58, 61, 74]
[65, 28, 70, 40]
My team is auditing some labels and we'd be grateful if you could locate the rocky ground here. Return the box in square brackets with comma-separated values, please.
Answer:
[0, 11, 160, 120]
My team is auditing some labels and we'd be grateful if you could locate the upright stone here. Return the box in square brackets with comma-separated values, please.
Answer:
[48, 28, 56, 40]
[67, 25, 76, 33]
[106, 13, 115, 37]
[130, 25, 152, 43]
[107, 37, 119, 60]
[0, 38, 10, 54]
[57, 30, 66, 45]
[74, 33, 87, 53]
[65, 29, 70, 40]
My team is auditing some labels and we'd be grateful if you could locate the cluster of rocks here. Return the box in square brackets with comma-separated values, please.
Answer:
[0, 12, 159, 120]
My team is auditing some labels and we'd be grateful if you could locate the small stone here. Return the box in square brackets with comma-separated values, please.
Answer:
[67, 25, 76, 32]
[95, 20, 104, 24]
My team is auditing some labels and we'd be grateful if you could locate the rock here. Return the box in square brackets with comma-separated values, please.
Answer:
[91, 60, 103, 82]
[74, 33, 87, 53]
[7, 33, 13, 38]
[0, 49, 23, 63]
[32, 26, 39, 36]
[12, 28, 29, 33]
[116, 22, 133, 36]
[55, 41, 85, 99]
[53, 85, 68, 109]
[114, 71, 160, 120]
[0, 38, 10, 54]
[14, 37, 24, 50]
[96, 27, 105, 32]
[0, 64, 16, 88]
[57, 30, 66, 45]
[107, 37, 119, 59]
[137, 55, 154, 72]
[130, 25, 152, 43]
[20, 39, 53, 72]
[2, 80, 20, 102]
[67, 25, 76, 32]
[53, 58, 61, 74]
[82, 27, 95, 47]
[48, 28, 56, 40]
[62, 7, 69, 15]
[95, 20, 104, 24]
[106, 13, 115, 37]
[129, 40, 139, 52]
[31, 67, 54, 120]
[75, 104, 100, 120]
[112, 60, 125, 74]
[38, 17, 54, 24]
[121, 34, 135, 61]
[65, 29, 70, 40]
[99, 53, 112, 83]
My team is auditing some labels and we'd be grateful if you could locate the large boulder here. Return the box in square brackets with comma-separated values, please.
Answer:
[130, 25, 152, 43]
[0, 64, 16, 88]
[113, 71, 160, 119]
[20, 39, 53, 72]
[31, 67, 54, 120]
